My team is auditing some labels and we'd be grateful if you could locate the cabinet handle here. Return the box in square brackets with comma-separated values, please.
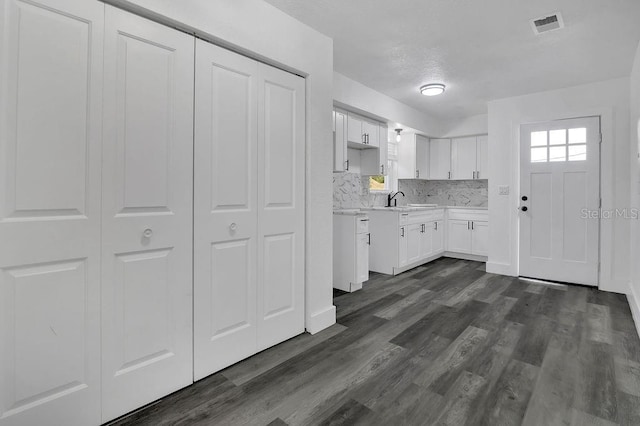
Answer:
[448, 171, 451, 180]
[367, 233, 371, 245]
[472, 221, 474, 230]
[421, 224, 425, 233]
[401, 227, 405, 237]
[381, 164, 385, 175]
[345, 159, 349, 170]
[477, 171, 480, 179]
[468, 221, 470, 230]
[416, 170, 419, 178]
[434, 222, 438, 231]
[473, 171, 476, 179]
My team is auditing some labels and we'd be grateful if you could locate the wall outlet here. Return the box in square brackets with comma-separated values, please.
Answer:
[498, 185, 510, 195]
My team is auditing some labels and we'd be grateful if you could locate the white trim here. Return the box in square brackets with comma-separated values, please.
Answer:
[486, 261, 515, 276]
[306, 305, 337, 335]
[443, 252, 488, 262]
[627, 285, 640, 341]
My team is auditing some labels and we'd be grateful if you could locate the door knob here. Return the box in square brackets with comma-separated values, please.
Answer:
[521, 206, 528, 212]
[229, 223, 238, 231]
[143, 228, 153, 238]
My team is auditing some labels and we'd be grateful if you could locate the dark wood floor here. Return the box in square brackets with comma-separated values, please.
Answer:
[110, 258, 640, 426]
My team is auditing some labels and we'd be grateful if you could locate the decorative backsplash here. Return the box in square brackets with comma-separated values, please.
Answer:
[333, 172, 488, 209]
[398, 179, 488, 207]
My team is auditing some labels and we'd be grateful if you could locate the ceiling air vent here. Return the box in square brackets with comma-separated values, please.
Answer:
[530, 12, 564, 35]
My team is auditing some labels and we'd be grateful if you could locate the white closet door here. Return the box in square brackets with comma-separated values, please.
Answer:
[0, 1, 103, 425]
[101, 6, 194, 422]
[193, 40, 259, 380]
[256, 63, 305, 351]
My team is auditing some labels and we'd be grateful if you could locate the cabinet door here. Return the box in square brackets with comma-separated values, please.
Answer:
[193, 40, 258, 380]
[356, 233, 370, 283]
[398, 226, 408, 267]
[429, 139, 451, 179]
[347, 114, 364, 144]
[363, 120, 379, 147]
[379, 125, 388, 176]
[0, 0, 104, 424]
[476, 135, 488, 179]
[334, 111, 347, 172]
[397, 133, 416, 179]
[101, 7, 195, 421]
[420, 223, 433, 259]
[433, 220, 445, 253]
[448, 220, 472, 253]
[471, 221, 489, 256]
[256, 62, 306, 351]
[407, 224, 422, 265]
[451, 137, 477, 180]
[416, 135, 429, 179]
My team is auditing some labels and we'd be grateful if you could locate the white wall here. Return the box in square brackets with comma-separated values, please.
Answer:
[487, 77, 631, 294]
[333, 72, 444, 136]
[629, 41, 640, 335]
[106, 0, 336, 333]
[440, 114, 488, 138]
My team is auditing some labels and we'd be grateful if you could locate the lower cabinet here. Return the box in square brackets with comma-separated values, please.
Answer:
[356, 232, 371, 284]
[433, 220, 445, 253]
[406, 223, 423, 265]
[446, 209, 488, 257]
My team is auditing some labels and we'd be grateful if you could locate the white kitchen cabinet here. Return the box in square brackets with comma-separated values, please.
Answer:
[448, 219, 473, 253]
[446, 209, 488, 257]
[333, 110, 348, 172]
[476, 135, 488, 179]
[379, 124, 389, 176]
[356, 232, 370, 284]
[363, 120, 379, 148]
[433, 220, 445, 253]
[429, 138, 452, 179]
[369, 208, 445, 275]
[451, 136, 477, 180]
[471, 220, 489, 256]
[347, 113, 378, 147]
[398, 133, 429, 179]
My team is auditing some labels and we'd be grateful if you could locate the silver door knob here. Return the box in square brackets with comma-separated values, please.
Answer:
[143, 228, 153, 238]
[229, 223, 238, 231]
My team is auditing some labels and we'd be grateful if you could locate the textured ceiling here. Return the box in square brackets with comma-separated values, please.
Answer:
[263, 0, 640, 120]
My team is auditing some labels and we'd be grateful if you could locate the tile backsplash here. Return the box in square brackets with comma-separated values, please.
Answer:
[333, 172, 488, 209]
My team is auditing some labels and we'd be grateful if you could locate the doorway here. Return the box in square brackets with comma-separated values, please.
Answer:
[518, 116, 600, 286]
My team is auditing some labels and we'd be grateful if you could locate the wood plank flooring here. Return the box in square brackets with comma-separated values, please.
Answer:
[109, 258, 640, 426]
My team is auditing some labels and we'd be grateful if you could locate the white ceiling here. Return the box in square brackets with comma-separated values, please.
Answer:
[263, 0, 640, 120]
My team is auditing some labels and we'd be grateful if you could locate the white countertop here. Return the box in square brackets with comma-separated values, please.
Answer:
[357, 205, 487, 213]
[333, 209, 368, 216]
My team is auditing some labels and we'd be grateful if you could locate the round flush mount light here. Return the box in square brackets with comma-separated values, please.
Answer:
[420, 83, 445, 96]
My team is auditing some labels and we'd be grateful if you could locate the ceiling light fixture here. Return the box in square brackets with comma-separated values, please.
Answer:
[395, 128, 403, 142]
[420, 83, 445, 96]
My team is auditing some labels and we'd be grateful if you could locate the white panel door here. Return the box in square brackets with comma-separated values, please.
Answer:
[193, 40, 258, 380]
[471, 221, 488, 256]
[476, 135, 488, 179]
[356, 233, 370, 284]
[420, 223, 433, 259]
[451, 137, 476, 180]
[0, 1, 103, 424]
[433, 220, 445, 253]
[256, 63, 305, 351]
[519, 117, 600, 286]
[448, 220, 472, 253]
[429, 139, 451, 179]
[101, 7, 194, 422]
[347, 115, 364, 144]
[363, 120, 379, 147]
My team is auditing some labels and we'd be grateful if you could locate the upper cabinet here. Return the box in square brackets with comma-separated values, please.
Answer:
[398, 133, 429, 179]
[429, 138, 452, 179]
[451, 135, 488, 180]
[476, 135, 488, 179]
[347, 113, 379, 148]
[333, 110, 348, 171]
[378, 124, 388, 176]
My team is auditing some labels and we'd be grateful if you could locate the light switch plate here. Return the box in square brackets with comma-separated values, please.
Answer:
[499, 185, 510, 195]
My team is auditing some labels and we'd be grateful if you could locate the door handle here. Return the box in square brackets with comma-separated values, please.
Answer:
[143, 228, 153, 238]
[521, 206, 528, 212]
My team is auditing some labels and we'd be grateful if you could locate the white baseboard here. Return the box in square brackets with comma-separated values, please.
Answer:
[628, 285, 640, 341]
[444, 252, 488, 262]
[486, 261, 516, 276]
[306, 305, 336, 335]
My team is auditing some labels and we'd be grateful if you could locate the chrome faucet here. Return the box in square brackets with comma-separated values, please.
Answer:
[387, 191, 405, 207]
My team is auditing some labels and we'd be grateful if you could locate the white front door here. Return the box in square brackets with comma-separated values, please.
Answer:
[0, 1, 103, 424]
[193, 40, 259, 380]
[256, 62, 305, 351]
[519, 117, 600, 286]
[100, 7, 194, 421]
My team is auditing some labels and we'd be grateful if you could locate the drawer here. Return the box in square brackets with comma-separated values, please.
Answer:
[447, 209, 488, 221]
[356, 216, 369, 233]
